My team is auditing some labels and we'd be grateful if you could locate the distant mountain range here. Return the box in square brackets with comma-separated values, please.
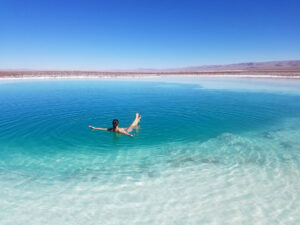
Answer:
[138, 60, 300, 72]
[1, 60, 300, 78]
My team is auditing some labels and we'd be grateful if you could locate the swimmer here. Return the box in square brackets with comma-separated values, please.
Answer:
[89, 113, 141, 137]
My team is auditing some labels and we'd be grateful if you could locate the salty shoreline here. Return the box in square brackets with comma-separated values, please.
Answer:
[1, 65, 300, 80]
[1, 74, 300, 80]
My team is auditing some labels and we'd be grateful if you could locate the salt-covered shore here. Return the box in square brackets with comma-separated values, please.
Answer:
[1, 73, 300, 80]
[2, 60, 300, 80]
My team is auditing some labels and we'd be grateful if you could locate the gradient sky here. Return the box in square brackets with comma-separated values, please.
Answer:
[0, 0, 300, 70]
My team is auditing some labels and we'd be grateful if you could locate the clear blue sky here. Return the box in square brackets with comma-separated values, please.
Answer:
[0, 0, 300, 70]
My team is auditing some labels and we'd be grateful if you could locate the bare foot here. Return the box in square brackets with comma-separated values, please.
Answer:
[135, 113, 142, 123]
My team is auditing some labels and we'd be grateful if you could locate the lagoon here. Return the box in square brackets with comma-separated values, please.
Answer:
[0, 77, 300, 225]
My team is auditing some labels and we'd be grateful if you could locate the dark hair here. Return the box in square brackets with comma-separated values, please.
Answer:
[112, 119, 119, 131]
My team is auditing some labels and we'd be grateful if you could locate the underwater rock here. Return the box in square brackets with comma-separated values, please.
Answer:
[167, 157, 195, 167]
[147, 170, 160, 178]
[200, 158, 220, 164]
[263, 132, 274, 139]
[280, 142, 293, 149]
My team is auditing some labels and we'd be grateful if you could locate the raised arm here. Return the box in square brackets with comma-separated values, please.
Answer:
[88, 125, 108, 131]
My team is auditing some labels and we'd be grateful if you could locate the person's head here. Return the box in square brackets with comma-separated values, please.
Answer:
[112, 119, 119, 130]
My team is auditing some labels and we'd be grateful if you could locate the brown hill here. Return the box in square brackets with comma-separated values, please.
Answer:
[1, 60, 300, 78]
[160, 60, 300, 72]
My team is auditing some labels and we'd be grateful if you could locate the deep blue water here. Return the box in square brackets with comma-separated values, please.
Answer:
[1, 80, 299, 148]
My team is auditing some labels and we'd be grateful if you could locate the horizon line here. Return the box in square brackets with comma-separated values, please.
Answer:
[1, 59, 300, 72]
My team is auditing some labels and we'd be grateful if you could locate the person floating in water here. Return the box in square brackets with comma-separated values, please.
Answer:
[89, 113, 141, 137]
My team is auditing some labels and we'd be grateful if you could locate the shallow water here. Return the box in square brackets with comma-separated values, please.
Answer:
[0, 78, 300, 225]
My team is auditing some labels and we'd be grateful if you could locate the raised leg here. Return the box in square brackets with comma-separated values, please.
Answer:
[127, 113, 141, 132]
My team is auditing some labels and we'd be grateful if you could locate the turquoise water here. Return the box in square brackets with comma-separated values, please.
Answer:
[0, 78, 300, 224]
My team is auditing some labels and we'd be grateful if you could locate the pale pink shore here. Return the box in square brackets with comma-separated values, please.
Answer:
[1, 74, 300, 80]
[2, 60, 300, 79]
[1, 71, 300, 80]
[1, 76, 300, 81]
